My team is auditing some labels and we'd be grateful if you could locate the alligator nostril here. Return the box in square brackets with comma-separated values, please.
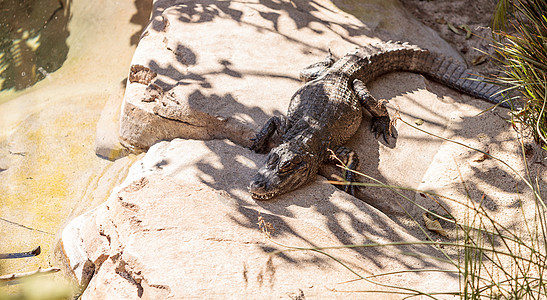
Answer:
[250, 180, 265, 190]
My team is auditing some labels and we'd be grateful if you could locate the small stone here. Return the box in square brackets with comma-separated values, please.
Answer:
[128, 64, 157, 85]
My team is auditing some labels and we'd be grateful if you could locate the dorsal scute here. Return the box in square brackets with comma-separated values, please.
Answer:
[352, 41, 424, 61]
[330, 41, 432, 81]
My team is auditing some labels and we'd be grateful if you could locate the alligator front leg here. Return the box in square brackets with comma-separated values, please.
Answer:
[299, 49, 335, 82]
[250, 115, 289, 154]
[327, 145, 360, 196]
[352, 79, 397, 143]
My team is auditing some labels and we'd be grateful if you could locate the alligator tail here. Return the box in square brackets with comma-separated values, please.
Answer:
[411, 49, 509, 107]
[356, 42, 512, 108]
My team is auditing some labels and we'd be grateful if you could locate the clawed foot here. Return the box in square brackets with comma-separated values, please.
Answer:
[342, 171, 358, 196]
[250, 116, 288, 154]
[329, 172, 359, 196]
[249, 135, 270, 154]
[327, 146, 360, 197]
[371, 116, 397, 144]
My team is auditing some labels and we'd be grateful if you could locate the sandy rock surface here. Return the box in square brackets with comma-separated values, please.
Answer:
[62, 0, 546, 298]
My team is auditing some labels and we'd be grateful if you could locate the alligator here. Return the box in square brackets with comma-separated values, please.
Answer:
[249, 41, 511, 200]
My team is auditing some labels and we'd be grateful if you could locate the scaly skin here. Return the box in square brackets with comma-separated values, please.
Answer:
[249, 41, 511, 200]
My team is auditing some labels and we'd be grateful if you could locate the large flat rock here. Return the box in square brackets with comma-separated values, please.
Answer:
[60, 0, 547, 298]
[62, 139, 458, 299]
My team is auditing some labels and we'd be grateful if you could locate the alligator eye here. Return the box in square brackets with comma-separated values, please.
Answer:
[279, 161, 293, 173]
[267, 153, 280, 166]
[292, 156, 303, 165]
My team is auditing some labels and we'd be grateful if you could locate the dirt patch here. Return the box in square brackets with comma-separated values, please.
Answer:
[400, 0, 501, 75]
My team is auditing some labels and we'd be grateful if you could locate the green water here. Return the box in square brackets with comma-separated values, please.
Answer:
[0, 0, 151, 296]
[0, 0, 69, 94]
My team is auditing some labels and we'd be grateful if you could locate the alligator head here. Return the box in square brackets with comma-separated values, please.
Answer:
[249, 142, 319, 200]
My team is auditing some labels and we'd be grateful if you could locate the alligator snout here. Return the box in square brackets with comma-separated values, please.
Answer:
[249, 177, 266, 193]
[249, 172, 278, 200]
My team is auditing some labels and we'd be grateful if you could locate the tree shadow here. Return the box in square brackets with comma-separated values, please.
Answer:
[0, 0, 71, 91]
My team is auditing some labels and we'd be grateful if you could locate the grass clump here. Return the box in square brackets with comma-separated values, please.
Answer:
[492, 0, 547, 149]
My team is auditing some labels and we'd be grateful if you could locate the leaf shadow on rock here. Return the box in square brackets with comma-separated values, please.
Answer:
[188, 138, 455, 274]
[158, 0, 385, 52]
